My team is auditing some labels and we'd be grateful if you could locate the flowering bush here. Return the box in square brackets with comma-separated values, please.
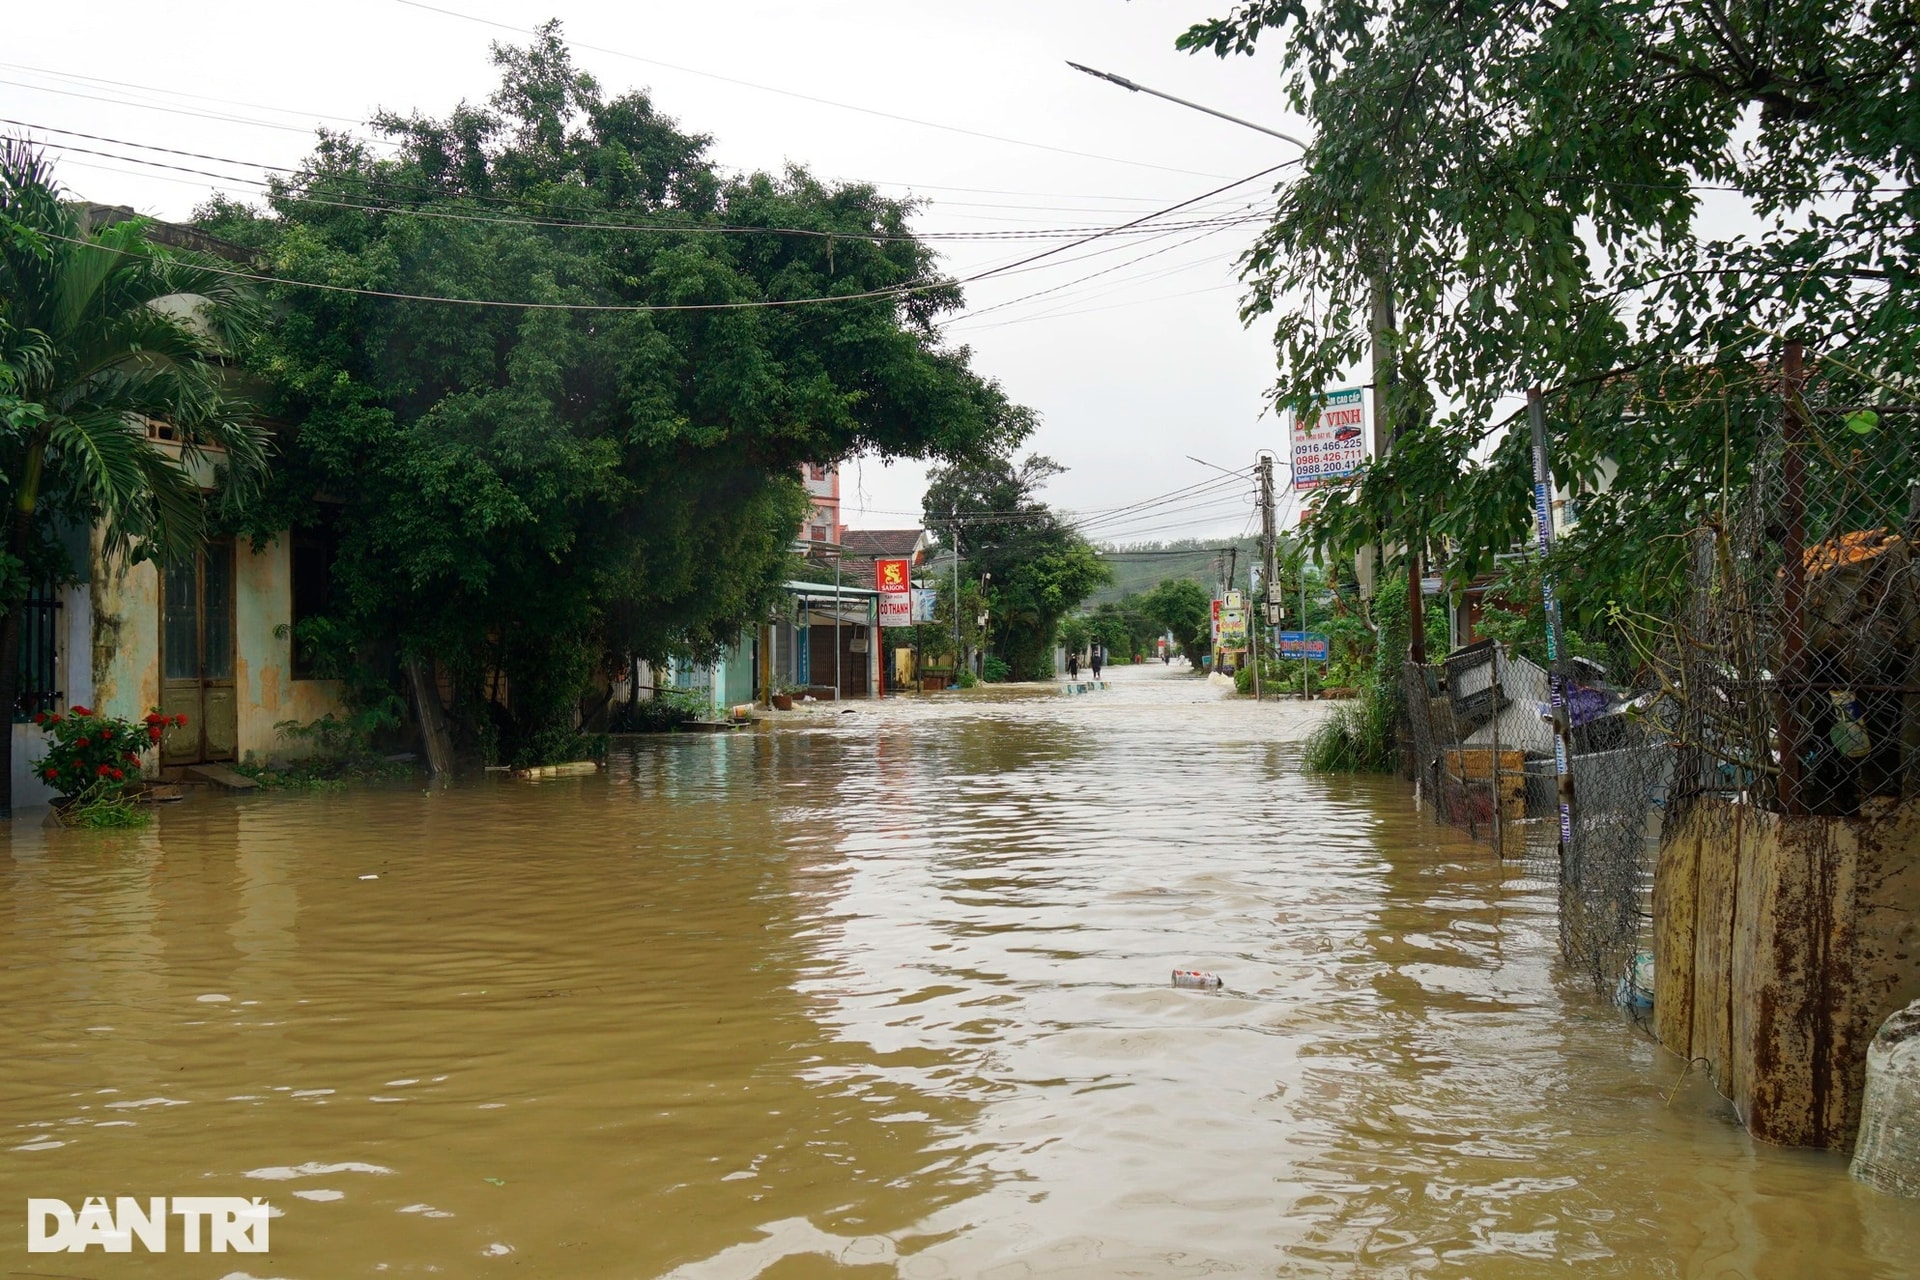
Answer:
[30, 706, 185, 800]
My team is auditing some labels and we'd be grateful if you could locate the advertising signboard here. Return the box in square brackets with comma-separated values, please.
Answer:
[878, 593, 912, 627]
[875, 559, 911, 594]
[910, 588, 938, 623]
[1278, 631, 1331, 661]
[1291, 388, 1368, 490]
[1219, 605, 1248, 650]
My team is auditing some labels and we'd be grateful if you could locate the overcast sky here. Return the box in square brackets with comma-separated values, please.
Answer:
[4, 0, 1327, 541]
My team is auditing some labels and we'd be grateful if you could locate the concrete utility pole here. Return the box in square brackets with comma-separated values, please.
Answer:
[1071, 61, 1427, 671]
[950, 506, 961, 673]
[1256, 453, 1276, 701]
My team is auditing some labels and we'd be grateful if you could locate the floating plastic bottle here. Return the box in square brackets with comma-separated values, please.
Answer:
[1171, 970, 1222, 990]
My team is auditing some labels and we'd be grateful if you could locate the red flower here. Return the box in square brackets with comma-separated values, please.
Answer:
[32, 712, 46, 725]
[43, 767, 57, 781]
[96, 764, 112, 777]
[48, 714, 62, 726]
[127, 753, 140, 764]
[173, 714, 188, 727]
[148, 727, 162, 741]
[145, 713, 164, 725]
[71, 705, 90, 716]
[110, 768, 124, 781]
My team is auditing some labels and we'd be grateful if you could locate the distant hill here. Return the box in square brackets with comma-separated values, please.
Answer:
[1088, 537, 1262, 605]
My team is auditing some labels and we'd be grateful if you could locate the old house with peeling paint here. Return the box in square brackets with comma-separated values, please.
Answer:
[7, 209, 348, 808]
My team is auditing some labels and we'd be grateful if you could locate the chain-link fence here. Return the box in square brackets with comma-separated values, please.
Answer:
[1664, 380, 1920, 824]
[1397, 353, 1918, 1001]
[1402, 646, 1669, 996]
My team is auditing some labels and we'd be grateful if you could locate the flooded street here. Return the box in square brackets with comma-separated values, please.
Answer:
[4, 664, 1914, 1278]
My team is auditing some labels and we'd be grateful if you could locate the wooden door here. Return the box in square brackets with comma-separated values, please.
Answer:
[160, 540, 238, 764]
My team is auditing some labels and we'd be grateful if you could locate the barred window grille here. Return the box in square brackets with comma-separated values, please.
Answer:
[13, 587, 62, 721]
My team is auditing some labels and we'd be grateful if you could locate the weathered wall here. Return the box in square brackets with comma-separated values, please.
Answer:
[232, 539, 344, 761]
[87, 536, 345, 770]
[1655, 796, 1920, 1147]
[89, 550, 162, 732]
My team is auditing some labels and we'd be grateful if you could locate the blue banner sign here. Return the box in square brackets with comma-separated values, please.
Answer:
[1277, 631, 1330, 661]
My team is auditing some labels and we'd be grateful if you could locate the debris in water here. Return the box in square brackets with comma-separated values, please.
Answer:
[1171, 970, 1223, 990]
[359, 874, 379, 881]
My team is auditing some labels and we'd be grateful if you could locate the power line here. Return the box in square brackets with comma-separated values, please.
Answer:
[0, 61, 1260, 209]
[937, 221, 1250, 327]
[10, 120, 1271, 246]
[392, 0, 1233, 181]
[0, 63, 382, 131]
[0, 77, 366, 139]
[31, 161, 1289, 313]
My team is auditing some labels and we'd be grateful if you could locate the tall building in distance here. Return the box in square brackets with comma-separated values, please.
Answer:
[800, 462, 842, 546]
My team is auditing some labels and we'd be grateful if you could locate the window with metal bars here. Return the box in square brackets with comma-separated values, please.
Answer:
[12, 587, 62, 721]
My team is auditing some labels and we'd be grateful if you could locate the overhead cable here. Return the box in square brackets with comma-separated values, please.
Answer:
[32, 161, 1291, 313]
[392, 0, 1232, 181]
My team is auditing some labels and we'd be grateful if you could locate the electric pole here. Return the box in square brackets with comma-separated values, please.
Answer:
[1258, 453, 1277, 609]
[1071, 61, 1428, 671]
[1256, 453, 1276, 702]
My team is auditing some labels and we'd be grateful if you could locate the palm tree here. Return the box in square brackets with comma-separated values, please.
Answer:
[1, 140, 269, 816]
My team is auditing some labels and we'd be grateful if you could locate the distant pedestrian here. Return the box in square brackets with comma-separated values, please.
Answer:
[1067, 653, 1079, 679]
[1090, 647, 1103, 680]
[1162, 651, 1170, 666]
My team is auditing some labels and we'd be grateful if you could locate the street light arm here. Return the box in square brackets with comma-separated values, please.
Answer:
[1065, 61, 1313, 151]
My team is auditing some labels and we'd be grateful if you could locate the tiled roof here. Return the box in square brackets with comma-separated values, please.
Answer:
[840, 528, 925, 557]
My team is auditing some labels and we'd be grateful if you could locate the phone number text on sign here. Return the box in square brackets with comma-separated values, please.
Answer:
[1291, 388, 1367, 490]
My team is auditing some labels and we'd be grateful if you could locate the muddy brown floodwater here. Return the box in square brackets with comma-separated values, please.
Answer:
[4, 664, 1916, 1278]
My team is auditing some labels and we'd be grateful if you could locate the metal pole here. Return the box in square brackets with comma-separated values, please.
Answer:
[951, 511, 961, 675]
[1490, 646, 1503, 854]
[1528, 386, 1575, 858]
[1303, 565, 1313, 703]
[1257, 453, 1275, 702]
[834, 550, 842, 702]
[1301, 564, 1309, 702]
[1064, 63, 1312, 150]
[1777, 341, 1808, 816]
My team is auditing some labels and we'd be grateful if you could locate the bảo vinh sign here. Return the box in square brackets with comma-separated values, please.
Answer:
[1290, 388, 1367, 490]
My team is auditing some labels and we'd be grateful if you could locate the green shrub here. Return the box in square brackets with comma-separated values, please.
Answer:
[610, 686, 706, 733]
[1302, 679, 1398, 773]
[238, 697, 414, 789]
[981, 656, 1012, 683]
[62, 784, 151, 828]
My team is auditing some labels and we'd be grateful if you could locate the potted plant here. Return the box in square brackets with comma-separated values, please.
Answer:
[771, 682, 804, 711]
[31, 706, 184, 826]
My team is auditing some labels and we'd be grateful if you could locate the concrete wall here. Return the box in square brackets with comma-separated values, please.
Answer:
[10, 534, 348, 809]
[1654, 796, 1920, 1148]
[231, 538, 346, 761]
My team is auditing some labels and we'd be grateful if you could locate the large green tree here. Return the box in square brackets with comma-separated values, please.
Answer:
[1140, 577, 1212, 669]
[1, 142, 268, 816]
[924, 454, 1109, 680]
[1181, 0, 1918, 641]
[201, 26, 1028, 761]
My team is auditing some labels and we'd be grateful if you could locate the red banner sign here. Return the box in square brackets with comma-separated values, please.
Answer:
[875, 558, 911, 593]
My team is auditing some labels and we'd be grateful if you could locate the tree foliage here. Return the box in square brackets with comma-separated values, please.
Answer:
[1140, 576, 1212, 667]
[200, 26, 1030, 761]
[1181, 0, 1919, 639]
[924, 453, 1108, 680]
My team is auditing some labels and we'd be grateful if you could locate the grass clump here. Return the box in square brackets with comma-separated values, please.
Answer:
[1302, 681, 1398, 773]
